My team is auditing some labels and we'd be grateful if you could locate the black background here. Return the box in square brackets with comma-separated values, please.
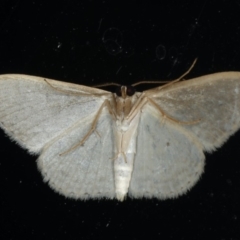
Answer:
[1, 0, 240, 239]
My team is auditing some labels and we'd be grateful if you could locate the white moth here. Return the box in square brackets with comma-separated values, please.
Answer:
[0, 70, 240, 201]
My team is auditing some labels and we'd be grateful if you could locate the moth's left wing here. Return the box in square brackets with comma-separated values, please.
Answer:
[144, 72, 240, 152]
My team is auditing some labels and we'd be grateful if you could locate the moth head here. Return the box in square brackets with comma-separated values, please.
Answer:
[115, 85, 136, 99]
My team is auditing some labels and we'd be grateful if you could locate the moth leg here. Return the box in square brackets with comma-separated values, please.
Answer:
[60, 99, 116, 156]
[147, 97, 200, 125]
[127, 95, 200, 126]
[157, 58, 198, 89]
[131, 59, 197, 87]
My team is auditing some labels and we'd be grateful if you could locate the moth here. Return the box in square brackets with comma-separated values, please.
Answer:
[0, 67, 240, 201]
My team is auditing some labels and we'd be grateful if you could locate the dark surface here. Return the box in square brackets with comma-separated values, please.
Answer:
[1, 1, 240, 239]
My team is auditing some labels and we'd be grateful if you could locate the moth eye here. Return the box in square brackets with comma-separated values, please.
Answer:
[126, 85, 135, 96]
[115, 86, 122, 97]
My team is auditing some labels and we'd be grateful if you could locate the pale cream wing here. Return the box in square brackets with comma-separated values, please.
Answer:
[37, 111, 115, 199]
[129, 105, 205, 199]
[145, 72, 240, 152]
[0, 74, 110, 154]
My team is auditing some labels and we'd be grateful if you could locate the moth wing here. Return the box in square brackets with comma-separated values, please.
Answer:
[0, 74, 110, 154]
[145, 72, 240, 152]
[129, 105, 205, 199]
[37, 110, 115, 199]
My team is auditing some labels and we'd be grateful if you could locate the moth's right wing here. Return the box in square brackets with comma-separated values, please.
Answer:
[0, 74, 110, 154]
